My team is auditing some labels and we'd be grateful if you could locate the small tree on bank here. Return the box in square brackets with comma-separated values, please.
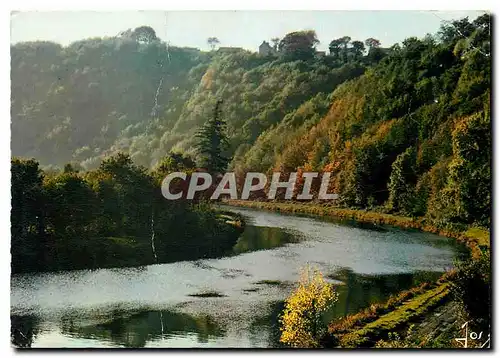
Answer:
[280, 266, 338, 348]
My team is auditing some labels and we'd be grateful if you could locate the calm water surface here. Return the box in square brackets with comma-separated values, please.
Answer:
[11, 206, 465, 348]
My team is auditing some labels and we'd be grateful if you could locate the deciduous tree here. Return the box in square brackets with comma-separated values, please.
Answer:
[278, 30, 319, 60]
[207, 37, 220, 51]
[280, 266, 338, 348]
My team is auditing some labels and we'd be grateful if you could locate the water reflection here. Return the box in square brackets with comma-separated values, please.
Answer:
[327, 269, 442, 319]
[11, 269, 446, 348]
[11, 207, 465, 348]
[12, 310, 224, 348]
[62, 310, 223, 348]
[232, 225, 303, 254]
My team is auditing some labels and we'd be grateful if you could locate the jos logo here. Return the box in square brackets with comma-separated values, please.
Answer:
[454, 321, 490, 348]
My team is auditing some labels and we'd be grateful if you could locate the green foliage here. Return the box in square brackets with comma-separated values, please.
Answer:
[329, 36, 372, 65]
[278, 30, 319, 61]
[130, 26, 158, 44]
[10, 155, 242, 274]
[374, 326, 416, 348]
[207, 37, 220, 50]
[195, 99, 230, 173]
[44, 172, 96, 237]
[11, 15, 491, 232]
[338, 283, 450, 347]
[447, 111, 491, 226]
[246, 15, 490, 230]
[11, 158, 45, 270]
[153, 152, 196, 181]
[11, 38, 210, 168]
[387, 146, 417, 215]
[450, 251, 491, 330]
[351, 40, 365, 60]
[11, 28, 370, 171]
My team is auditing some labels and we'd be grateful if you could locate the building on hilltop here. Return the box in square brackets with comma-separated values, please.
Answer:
[259, 41, 276, 56]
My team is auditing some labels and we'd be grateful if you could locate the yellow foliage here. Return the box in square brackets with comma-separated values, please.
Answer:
[201, 68, 215, 90]
[357, 119, 396, 147]
[280, 266, 338, 348]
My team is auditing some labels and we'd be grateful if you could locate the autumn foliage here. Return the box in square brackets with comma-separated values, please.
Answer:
[280, 267, 338, 348]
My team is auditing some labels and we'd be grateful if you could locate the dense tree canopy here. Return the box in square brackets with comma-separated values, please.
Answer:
[11, 14, 491, 233]
[278, 30, 320, 60]
[11, 153, 241, 273]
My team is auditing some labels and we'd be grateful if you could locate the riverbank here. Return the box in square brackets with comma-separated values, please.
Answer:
[225, 200, 490, 348]
[325, 279, 452, 347]
[12, 210, 245, 274]
[224, 200, 490, 259]
[12, 204, 469, 348]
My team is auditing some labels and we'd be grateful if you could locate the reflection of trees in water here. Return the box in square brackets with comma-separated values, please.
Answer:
[248, 301, 286, 348]
[11, 270, 445, 348]
[59, 309, 225, 348]
[245, 270, 445, 347]
[233, 226, 302, 254]
[326, 269, 443, 320]
[11, 315, 39, 348]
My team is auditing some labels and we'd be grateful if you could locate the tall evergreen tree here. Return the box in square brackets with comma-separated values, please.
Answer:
[195, 99, 230, 174]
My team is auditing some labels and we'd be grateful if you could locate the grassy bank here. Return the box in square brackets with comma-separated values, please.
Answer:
[226, 200, 489, 348]
[328, 282, 451, 347]
[225, 200, 490, 258]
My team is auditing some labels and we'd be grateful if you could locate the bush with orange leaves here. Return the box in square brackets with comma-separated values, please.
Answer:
[279, 266, 338, 348]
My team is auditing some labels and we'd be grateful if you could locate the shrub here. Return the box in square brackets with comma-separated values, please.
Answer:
[450, 251, 491, 330]
[280, 266, 338, 348]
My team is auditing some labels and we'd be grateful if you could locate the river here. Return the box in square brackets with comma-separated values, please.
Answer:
[10, 206, 465, 348]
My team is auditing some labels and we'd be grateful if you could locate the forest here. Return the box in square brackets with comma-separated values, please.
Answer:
[11, 15, 490, 234]
[11, 152, 242, 273]
[10, 13, 491, 349]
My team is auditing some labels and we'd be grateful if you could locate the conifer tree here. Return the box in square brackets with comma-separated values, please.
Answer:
[195, 99, 230, 174]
